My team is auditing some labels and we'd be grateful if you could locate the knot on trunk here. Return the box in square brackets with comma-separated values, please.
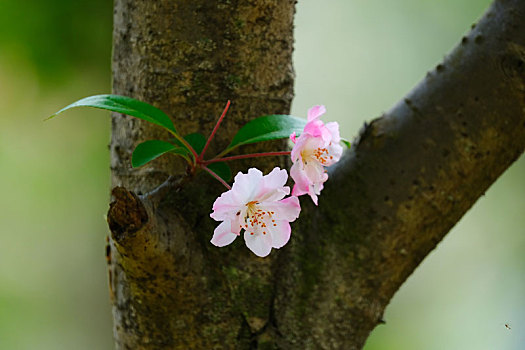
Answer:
[108, 186, 148, 243]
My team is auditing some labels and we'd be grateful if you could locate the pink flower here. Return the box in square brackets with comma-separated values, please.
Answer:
[210, 168, 301, 257]
[290, 105, 343, 205]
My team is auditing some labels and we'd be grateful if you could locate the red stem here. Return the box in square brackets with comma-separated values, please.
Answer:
[172, 133, 199, 161]
[202, 166, 231, 190]
[204, 151, 291, 164]
[199, 100, 231, 161]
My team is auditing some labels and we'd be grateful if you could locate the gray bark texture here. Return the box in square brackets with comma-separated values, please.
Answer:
[107, 0, 525, 349]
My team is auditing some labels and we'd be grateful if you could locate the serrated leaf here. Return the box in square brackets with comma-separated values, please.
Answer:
[226, 114, 307, 151]
[49, 94, 177, 134]
[206, 162, 232, 182]
[132, 140, 188, 167]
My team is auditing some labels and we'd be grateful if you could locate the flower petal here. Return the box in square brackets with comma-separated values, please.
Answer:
[244, 230, 272, 257]
[290, 132, 297, 143]
[263, 167, 288, 189]
[290, 157, 326, 205]
[309, 192, 319, 205]
[326, 143, 343, 166]
[257, 167, 290, 202]
[307, 105, 326, 122]
[211, 221, 239, 247]
[210, 190, 240, 221]
[268, 220, 291, 249]
[303, 119, 326, 138]
[290, 134, 308, 163]
[309, 180, 325, 205]
[260, 196, 301, 222]
[304, 161, 326, 185]
[231, 168, 263, 203]
[231, 210, 245, 235]
[325, 121, 341, 143]
[290, 161, 310, 197]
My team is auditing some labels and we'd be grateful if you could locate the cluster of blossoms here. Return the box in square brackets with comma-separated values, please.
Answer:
[210, 106, 343, 257]
[53, 96, 343, 258]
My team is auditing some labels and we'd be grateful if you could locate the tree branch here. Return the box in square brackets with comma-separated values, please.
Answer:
[274, 0, 525, 348]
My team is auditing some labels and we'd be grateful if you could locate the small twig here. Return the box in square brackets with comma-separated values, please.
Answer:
[202, 166, 231, 190]
[141, 175, 186, 209]
[199, 100, 231, 161]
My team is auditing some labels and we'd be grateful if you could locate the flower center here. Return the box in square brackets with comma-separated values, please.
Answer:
[243, 201, 275, 236]
[302, 146, 332, 165]
[245, 200, 259, 217]
[313, 147, 329, 164]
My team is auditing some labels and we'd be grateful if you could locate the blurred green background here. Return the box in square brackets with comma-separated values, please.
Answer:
[0, 0, 522, 349]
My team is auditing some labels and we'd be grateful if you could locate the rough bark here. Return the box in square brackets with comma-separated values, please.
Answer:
[109, 0, 295, 348]
[107, 0, 525, 349]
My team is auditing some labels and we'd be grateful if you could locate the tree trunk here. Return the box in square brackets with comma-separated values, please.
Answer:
[107, 0, 525, 349]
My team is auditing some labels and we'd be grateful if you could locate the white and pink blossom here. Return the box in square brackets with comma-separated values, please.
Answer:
[210, 167, 301, 257]
[290, 105, 343, 205]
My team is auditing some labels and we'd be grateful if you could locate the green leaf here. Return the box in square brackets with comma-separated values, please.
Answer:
[226, 114, 307, 151]
[341, 138, 351, 148]
[171, 133, 207, 155]
[49, 94, 177, 134]
[183, 133, 207, 154]
[132, 140, 188, 167]
[206, 162, 232, 182]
